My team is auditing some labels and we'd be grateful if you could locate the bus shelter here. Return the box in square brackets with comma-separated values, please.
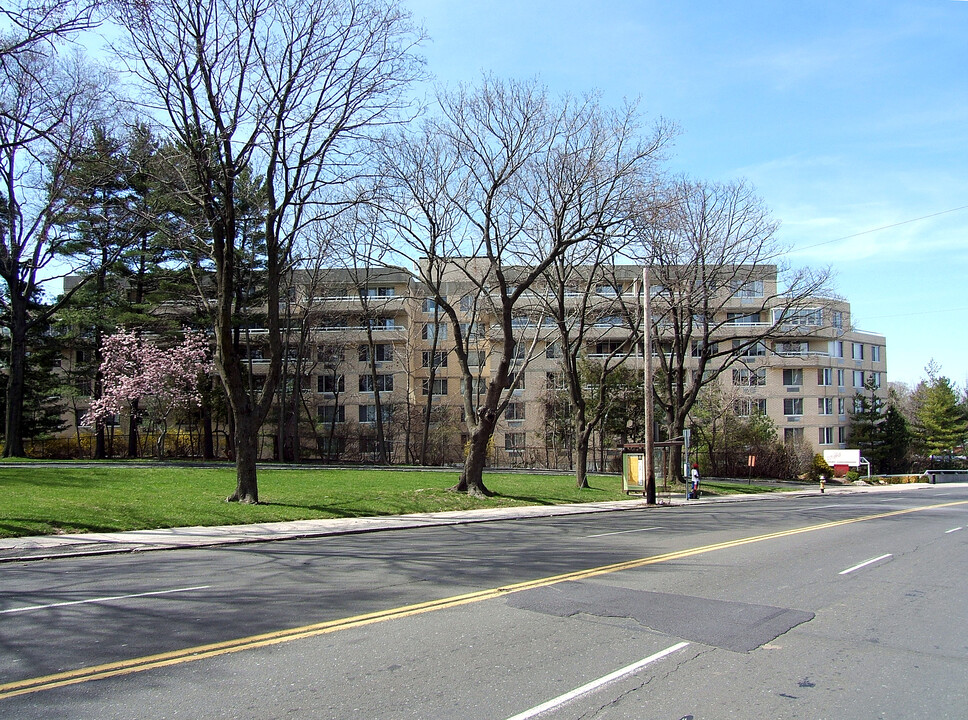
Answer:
[622, 440, 685, 497]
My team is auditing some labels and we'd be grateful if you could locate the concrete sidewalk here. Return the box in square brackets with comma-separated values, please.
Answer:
[0, 483, 926, 563]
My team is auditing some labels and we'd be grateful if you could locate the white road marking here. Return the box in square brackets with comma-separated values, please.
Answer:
[584, 526, 663, 538]
[504, 642, 690, 720]
[945, 527, 963, 534]
[0, 585, 211, 615]
[839, 554, 892, 575]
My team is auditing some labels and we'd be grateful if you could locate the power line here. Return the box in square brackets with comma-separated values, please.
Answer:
[794, 205, 968, 251]
[860, 306, 968, 321]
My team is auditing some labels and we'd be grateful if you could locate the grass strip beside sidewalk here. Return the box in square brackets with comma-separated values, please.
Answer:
[0, 465, 781, 539]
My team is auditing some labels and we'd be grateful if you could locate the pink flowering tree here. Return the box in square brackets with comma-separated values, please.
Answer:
[85, 329, 214, 458]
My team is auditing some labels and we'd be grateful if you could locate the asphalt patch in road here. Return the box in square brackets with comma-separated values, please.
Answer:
[506, 581, 814, 652]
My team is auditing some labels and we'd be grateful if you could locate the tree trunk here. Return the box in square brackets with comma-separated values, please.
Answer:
[2, 310, 28, 458]
[228, 414, 260, 503]
[452, 417, 494, 497]
[127, 400, 140, 458]
[575, 439, 590, 489]
[202, 408, 215, 460]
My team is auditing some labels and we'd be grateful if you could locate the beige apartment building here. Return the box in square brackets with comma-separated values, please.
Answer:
[60, 262, 887, 469]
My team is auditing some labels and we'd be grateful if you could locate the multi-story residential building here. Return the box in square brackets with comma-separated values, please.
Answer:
[57, 263, 887, 469]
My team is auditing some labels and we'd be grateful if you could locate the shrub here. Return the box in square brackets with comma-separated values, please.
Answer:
[806, 453, 834, 481]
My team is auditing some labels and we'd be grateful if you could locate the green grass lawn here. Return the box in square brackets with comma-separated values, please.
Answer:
[0, 463, 782, 539]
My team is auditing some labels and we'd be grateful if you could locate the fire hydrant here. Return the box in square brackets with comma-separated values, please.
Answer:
[820, 476, 826, 494]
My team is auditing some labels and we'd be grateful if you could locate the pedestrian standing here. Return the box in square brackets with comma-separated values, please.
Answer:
[690, 463, 700, 499]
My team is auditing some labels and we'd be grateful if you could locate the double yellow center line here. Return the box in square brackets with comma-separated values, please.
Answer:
[2, 499, 965, 700]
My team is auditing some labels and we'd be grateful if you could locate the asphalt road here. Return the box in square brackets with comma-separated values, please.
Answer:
[2, 485, 967, 719]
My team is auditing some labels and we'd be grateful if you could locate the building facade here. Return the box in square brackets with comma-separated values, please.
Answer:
[58, 263, 887, 469]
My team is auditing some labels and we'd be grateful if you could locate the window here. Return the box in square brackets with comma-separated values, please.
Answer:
[459, 322, 482, 340]
[784, 427, 804, 443]
[831, 310, 844, 329]
[853, 370, 865, 388]
[733, 339, 767, 357]
[852, 343, 865, 360]
[727, 312, 761, 325]
[595, 341, 624, 355]
[75, 349, 88, 364]
[732, 279, 764, 298]
[838, 426, 847, 444]
[460, 377, 487, 396]
[818, 368, 833, 386]
[422, 378, 448, 396]
[318, 373, 344, 394]
[596, 315, 625, 327]
[467, 350, 486, 367]
[422, 323, 448, 342]
[422, 351, 448, 368]
[459, 294, 476, 313]
[691, 341, 717, 357]
[508, 371, 526, 390]
[317, 345, 344, 365]
[505, 403, 525, 421]
[871, 345, 881, 362]
[359, 374, 393, 392]
[545, 342, 561, 359]
[871, 372, 881, 388]
[359, 344, 393, 363]
[783, 398, 803, 416]
[819, 427, 834, 445]
[831, 341, 844, 358]
[596, 284, 621, 296]
[733, 368, 766, 386]
[734, 399, 767, 416]
[359, 404, 393, 424]
[838, 397, 846, 416]
[362, 286, 395, 297]
[317, 405, 345, 423]
[774, 308, 822, 326]
[782, 369, 803, 387]
[317, 436, 345, 456]
[367, 316, 396, 329]
[422, 297, 444, 313]
[818, 397, 834, 415]
[776, 341, 808, 355]
[505, 432, 526, 452]
[546, 372, 566, 390]
[837, 369, 845, 387]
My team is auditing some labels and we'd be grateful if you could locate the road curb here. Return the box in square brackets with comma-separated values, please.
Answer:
[0, 483, 936, 563]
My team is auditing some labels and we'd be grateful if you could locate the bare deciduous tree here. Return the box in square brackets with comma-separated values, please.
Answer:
[637, 177, 835, 480]
[0, 46, 110, 456]
[117, 0, 423, 501]
[0, 1, 102, 83]
[376, 78, 670, 496]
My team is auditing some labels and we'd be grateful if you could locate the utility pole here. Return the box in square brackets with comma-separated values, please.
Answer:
[643, 266, 656, 504]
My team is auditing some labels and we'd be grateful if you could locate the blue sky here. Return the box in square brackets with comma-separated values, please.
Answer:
[404, 0, 968, 387]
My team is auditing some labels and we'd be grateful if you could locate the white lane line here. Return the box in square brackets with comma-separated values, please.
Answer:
[584, 526, 663, 538]
[945, 527, 963, 534]
[0, 585, 211, 615]
[504, 641, 690, 720]
[839, 555, 892, 576]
